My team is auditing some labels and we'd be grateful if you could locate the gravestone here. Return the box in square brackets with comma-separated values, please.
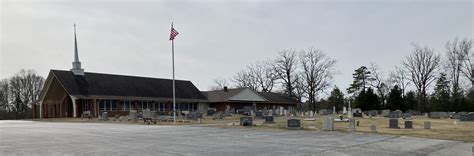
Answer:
[195, 112, 203, 119]
[352, 108, 362, 114]
[389, 119, 399, 128]
[404, 120, 413, 129]
[429, 112, 441, 118]
[240, 117, 253, 126]
[101, 112, 108, 121]
[207, 109, 215, 116]
[367, 110, 377, 117]
[439, 112, 450, 118]
[382, 109, 390, 117]
[349, 118, 356, 132]
[255, 111, 263, 118]
[319, 109, 329, 115]
[452, 112, 467, 119]
[343, 107, 347, 114]
[424, 121, 431, 129]
[143, 109, 151, 119]
[287, 119, 302, 129]
[187, 113, 196, 120]
[403, 113, 412, 119]
[370, 124, 377, 133]
[322, 116, 334, 131]
[389, 110, 403, 118]
[264, 116, 275, 124]
[223, 110, 232, 116]
[128, 111, 137, 122]
[353, 112, 362, 117]
[460, 113, 474, 121]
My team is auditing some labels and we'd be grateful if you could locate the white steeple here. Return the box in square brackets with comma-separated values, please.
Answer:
[71, 24, 84, 75]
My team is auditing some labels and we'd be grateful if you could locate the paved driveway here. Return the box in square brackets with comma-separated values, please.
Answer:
[0, 120, 472, 155]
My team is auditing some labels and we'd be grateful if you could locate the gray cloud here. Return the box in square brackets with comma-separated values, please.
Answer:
[1, 0, 472, 95]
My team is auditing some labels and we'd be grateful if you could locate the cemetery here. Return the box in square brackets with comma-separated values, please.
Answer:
[34, 108, 474, 142]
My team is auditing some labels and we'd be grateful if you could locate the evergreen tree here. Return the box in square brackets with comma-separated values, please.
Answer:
[355, 88, 379, 111]
[431, 73, 451, 111]
[387, 85, 405, 111]
[347, 66, 372, 95]
[328, 86, 344, 111]
[404, 91, 417, 111]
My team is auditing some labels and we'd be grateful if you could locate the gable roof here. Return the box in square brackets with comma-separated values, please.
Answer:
[202, 88, 299, 104]
[46, 70, 206, 101]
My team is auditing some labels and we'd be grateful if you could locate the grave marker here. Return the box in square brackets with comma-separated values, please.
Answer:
[322, 116, 334, 131]
[404, 120, 413, 129]
[240, 117, 253, 126]
[264, 116, 275, 124]
[389, 119, 399, 128]
[349, 118, 356, 132]
[424, 121, 431, 129]
[287, 119, 302, 129]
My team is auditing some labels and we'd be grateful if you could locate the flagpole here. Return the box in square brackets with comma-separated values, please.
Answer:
[172, 22, 176, 125]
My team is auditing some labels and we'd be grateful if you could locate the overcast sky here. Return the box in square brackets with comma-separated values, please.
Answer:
[1, 0, 473, 94]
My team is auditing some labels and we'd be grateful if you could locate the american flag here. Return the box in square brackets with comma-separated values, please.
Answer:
[169, 26, 179, 40]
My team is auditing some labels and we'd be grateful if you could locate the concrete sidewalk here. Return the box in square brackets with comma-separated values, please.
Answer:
[0, 120, 472, 155]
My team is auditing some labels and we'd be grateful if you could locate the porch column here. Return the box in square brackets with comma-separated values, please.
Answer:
[39, 102, 43, 119]
[71, 96, 77, 117]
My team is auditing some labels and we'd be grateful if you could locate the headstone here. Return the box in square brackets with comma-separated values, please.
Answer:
[370, 124, 377, 133]
[319, 109, 328, 116]
[223, 110, 232, 116]
[389, 119, 399, 128]
[389, 111, 403, 118]
[460, 113, 474, 121]
[264, 116, 275, 124]
[322, 116, 334, 131]
[343, 107, 347, 114]
[429, 112, 441, 118]
[287, 119, 302, 129]
[143, 109, 151, 118]
[424, 121, 431, 129]
[349, 118, 356, 132]
[207, 109, 215, 116]
[439, 112, 449, 118]
[310, 111, 314, 117]
[240, 117, 253, 126]
[128, 111, 137, 122]
[403, 113, 412, 119]
[367, 110, 377, 117]
[101, 112, 108, 121]
[353, 112, 362, 117]
[352, 108, 362, 114]
[255, 111, 263, 118]
[284, 110, 288, 116]
[195, 112, 203, 118]
[404, 120, 413, 129]
[382, 109, 390, 117]
[280, 107, 284, 115]
[333, 106, 336, 114]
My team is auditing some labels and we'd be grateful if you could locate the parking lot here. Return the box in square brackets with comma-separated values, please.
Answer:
[0, 120, 472, 155]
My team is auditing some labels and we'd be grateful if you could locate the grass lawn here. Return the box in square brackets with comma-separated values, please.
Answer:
[31, 114, 474, 142]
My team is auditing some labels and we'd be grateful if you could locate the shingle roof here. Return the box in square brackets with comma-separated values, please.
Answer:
[202, 88, 299, 104]
[50, 70, 206, 100]
[201, 88, 246, 102]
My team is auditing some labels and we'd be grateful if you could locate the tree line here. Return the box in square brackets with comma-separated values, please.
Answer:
[0, 69, 44, 119]
[211, 37, 474, 112]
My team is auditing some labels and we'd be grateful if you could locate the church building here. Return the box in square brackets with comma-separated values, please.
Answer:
[34, 25, 207, 118]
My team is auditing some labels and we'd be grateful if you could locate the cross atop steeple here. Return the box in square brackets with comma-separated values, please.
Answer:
[71, 23, 84, 75]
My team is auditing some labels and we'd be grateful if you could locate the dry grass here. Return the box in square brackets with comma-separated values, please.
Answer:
[31, 115, 474, 142]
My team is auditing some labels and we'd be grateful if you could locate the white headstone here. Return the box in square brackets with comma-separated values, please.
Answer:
[310, 111, 314, 117]
[333, 106, 336, 114]
[343, 107, 347, 114]
[284, 110, 288, 116]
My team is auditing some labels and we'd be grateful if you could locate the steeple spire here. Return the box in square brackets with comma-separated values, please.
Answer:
[71, 23, 84, 75]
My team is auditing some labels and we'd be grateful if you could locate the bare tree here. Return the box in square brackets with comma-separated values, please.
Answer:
[233, 68, 259, 91]
[369, 63, 389, 109]
[451, 38, 474, 88]
[8, 69, 44, 118]
[299, 47, 336, 111]
[389, 66, 410, 97]
[273, 49, 298, 97]
[445, 37, 471, 102]
[403, 44, 441, 112]
[209, 77, 229, 91]
[249, 60, 277, 92]
[0, 79, 10, 112]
